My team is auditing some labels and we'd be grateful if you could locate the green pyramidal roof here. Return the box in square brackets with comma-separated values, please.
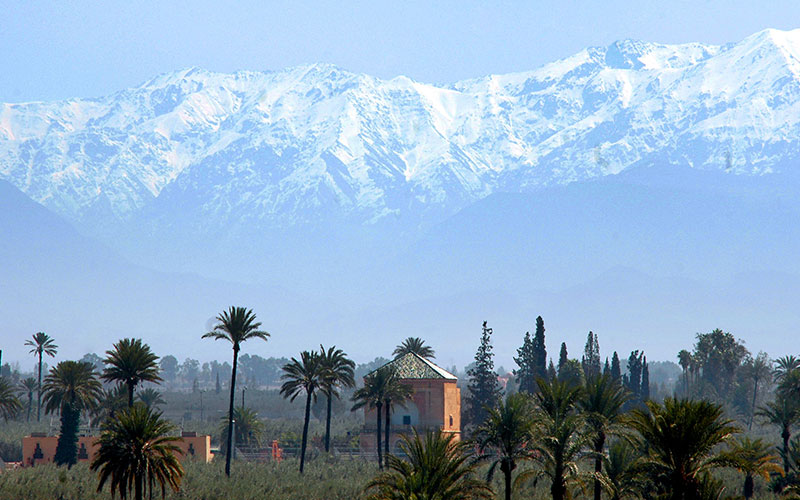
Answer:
[369, 352, 457, 380]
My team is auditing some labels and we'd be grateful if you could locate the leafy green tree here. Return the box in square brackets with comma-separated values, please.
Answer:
[42, 360, 102, 467]
[514, 331, 538, 394]
[91, 405, 183, 500]
[757, 396, 800, 475]
[137, 388, 166, 409]
[280, 350, 322, 473]
[365, 430, 493, 500]
[522, 377, 595, 500]
[0, 377, 22, 421]
[629, 398, 739, 500]
[19, 377, 37, 421]
[579, 374, 630, 500]
[25, 331, 57, 422]
[384, 373, 413, 460]
[159, 355, 179, 385]
[102, 338, 162, 407]
[610, 352, 622, 382]
[466, 321, 501, 428]
[318, 345, 355, 453]
[558, 359, 584, 388]
[475, 392, 535, 500]
[624, 351, 643, 404]
[202, 306, 269, 477]
[727, 436, 782, 499]
[582, 331, 601, 379]
[393, 337, 435, 359]
[352, 366, 393, 468]
[692, 329, 749, 401]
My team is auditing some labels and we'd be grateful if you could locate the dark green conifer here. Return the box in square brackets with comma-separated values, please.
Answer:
[466, 321, 501, 428]
[532, 316, 547, 380]
[611, 352, 621, 381]
[513, 332, 537, 394]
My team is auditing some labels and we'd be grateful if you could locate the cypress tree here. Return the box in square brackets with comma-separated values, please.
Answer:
[547, 359, 557, 381]
[532, 316, 547, 380]
[603, 357, 610, 376]
[466, 321, 501, 428]
[641, 356, 650, 401]
[558, 343, 568, 373]
[626, 351, 643, 403]
[215, 372, 221, 394]
[610, 352, 622, 381]
[582, 331, 601, 379]
[513, 332, 537, 394]
[53, 403, 79, 468]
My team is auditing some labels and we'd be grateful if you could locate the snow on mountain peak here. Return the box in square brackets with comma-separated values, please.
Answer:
[2, 29, 800, 233]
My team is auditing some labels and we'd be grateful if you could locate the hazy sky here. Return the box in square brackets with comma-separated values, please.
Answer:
[2, 1, 799, 102]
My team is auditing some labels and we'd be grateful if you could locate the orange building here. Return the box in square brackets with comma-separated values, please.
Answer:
[21, 431, 212, 467]
[360, 352, 461, 454]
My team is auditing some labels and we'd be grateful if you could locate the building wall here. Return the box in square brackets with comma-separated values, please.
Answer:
[21, 434, 212, 466]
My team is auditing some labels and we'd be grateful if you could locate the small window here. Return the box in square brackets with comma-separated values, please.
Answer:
[403, 415, 411, 425]
[449, 415, 454, 427]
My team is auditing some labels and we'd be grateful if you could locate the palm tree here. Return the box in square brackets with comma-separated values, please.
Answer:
[352, 366, 393, 468]
[747, 354, 772, 430]
[677, 349, 692, 395]
[0, 377, 22, 421]
[757, 396, 800, 475]
[727, 437, 782, 499]
[629, 398, 739, 500]
[91, 404, 184, 500]
[383, 372, 413, 460]
[91, 384, 128, 429]
[202, 306, 269, 477]
[218, 406, 265, 453]
[475, 392, 535, 500]
[137, 388, 166, 409]
[774, 355, 800, 383]
[603, 440, 648, 500]
[102, 338, 162, 408]
[318, 345, 355, 453]
[19, 377, 38, 422]
[280, 350, 323, 473]
[365, 430, 493, 500]
[392, 337, 435, 359]
[579, 374, 630, 500]
[25, 331, 57, 422]
[520, 377, 595, 500]
[42, 361, 102, 467]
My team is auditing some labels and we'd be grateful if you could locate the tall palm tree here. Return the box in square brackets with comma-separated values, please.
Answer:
[392, 337, 436, 359]
[773, 355, 800, 383]
[102, 338, 162, 408]
[91, 404, 184, 500]
[19, 377, 38, 422]
[318, 345, 355, 453]
[629, 398, 740, 500]
[383, 372, 413, 460]
[520, 377, 596, 500]
[579, 374, 630, 500]
[352, 366, 393, 469]
[757, 396, 800, 475]
[726, 437, 782, 499]
[202, 306, 269, 477]
[25, 331, 57, 422]
[137, 388, 166, 409]
[0, 377, 22, 421]
[677, 349, 692, 395]
[475, 392, 535, 500]
[42, 361, 102, 467]
[280, 350, 323, 473]
[747, 354, 772, 430]
[365, 430, 493, 500]
[91, 384, 128, 429]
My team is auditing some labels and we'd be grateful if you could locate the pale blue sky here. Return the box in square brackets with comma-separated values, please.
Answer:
[2, 0, 799, 102]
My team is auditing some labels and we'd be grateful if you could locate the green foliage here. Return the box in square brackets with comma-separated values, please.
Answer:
[466, 321, 501, 429]
[103, 338, 163, 407]
[0, 376, 22, 421]
[392, 338, 435, 360]
[53, 402, 80, 468]
[281, 350, 323, 473]
[582, 331, 601, 380]
[319, 345, 356, 453]
[218, 406, 265, 453]
[514, 317, 547, 393]
[366, 430, 493, 500]
[25, 331, 57, 422]
[42, 360, 102, 414]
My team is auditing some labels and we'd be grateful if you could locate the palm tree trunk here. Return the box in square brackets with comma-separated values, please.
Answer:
[135, 472, 143, 500]
[748, 380, 758, 430]
[744, 473, 754, 499]
[594, 433, 605, 500]
[376, 401, 383, 469]
[783, 428, 791, 475]
[27, 393, 32, 422]
[225, 346, 239, 477]
[503, 463, 512, 500]
[384, 399, 391, 459]
[128, 381, 135, 408]
[324, 393, 332, 453]
[37, 351, 43, 422]
[300, 389, 312, 473]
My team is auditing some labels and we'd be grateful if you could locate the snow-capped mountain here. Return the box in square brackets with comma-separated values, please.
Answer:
[2, 28, 800, 235]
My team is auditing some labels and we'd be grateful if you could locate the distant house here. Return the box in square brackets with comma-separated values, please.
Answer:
[360, 352, 461, 454]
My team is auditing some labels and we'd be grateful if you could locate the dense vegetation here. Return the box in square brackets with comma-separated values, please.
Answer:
[2, 312, 800, 499]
